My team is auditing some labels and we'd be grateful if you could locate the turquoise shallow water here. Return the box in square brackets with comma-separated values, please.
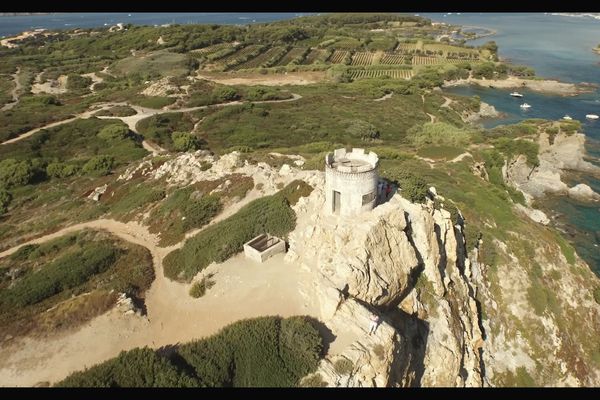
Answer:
[424, 13, 600, 273]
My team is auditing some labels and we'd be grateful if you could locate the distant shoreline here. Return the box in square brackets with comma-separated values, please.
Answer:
[443, 75, 595, 97]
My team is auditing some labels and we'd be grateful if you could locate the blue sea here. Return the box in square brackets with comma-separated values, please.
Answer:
[424, 13, 600, 272]
[0, 12, 598, 272]
[0, 13, 315, 38]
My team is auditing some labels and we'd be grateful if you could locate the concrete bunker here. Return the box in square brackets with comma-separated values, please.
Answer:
[243, 233, 286, 263]
[325, 148, 379, 217]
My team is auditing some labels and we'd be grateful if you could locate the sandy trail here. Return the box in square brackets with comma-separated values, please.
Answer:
[0, 215, 319, 386]
[1, 67, 22, 111]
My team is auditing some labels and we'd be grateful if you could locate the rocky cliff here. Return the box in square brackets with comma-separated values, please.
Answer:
[283, 167, 600, 387]
[285, 174, 485, 386]
[504, 131, 600, 203]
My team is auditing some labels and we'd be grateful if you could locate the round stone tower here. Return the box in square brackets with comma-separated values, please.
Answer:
[324, 147, 379, 217]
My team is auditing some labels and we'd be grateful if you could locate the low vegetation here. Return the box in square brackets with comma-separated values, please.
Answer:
[57, 316, 323, 387]
[163, 180, 311, 282]
[0, 230, 153, 337]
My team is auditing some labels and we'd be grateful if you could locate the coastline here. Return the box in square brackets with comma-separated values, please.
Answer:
[443, 75, 594, 96]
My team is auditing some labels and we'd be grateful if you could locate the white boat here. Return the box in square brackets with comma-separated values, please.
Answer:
[563, 115, 573, 120]
[510, 92, 524, 98]
[586, 114, 599, 119]
[520, 103, 531, 109]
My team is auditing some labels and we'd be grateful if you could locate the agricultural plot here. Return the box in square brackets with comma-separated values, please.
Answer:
[349, 69, 413, 80]
[274, 47, 307, 66]
[412, 56, 447, 65]
[232, 47, 287, 70]
[216, 45, 263, 64]
[328, 50, 350, 64]
[332, 37, 362, 50]
[302, 49, 329, 64]
[396, 43, 417, 52]
[379, 53, 406, 65]
[192, 42, 232, 55]
[350, 52, 374, 66]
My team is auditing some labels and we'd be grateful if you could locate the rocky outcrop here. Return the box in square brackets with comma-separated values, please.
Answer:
[568, 183, 600, 202]
[504, 132, 600, 203]
[286, 176, 485, 386]
[462, 101, 500, 123]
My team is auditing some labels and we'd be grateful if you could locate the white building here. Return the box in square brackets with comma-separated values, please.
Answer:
[324, 148, 379, 217]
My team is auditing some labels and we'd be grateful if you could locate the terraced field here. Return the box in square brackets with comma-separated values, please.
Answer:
[274, 47, 307, 66]
[396, 43, 418, 52]
[379, 53, 406, 65]
[350, 52, 374, 66]
[192, 42, 233, 55]
[302, 49, 328, 64]
[216, 44, 263, 64]
[329, 50, 350, 64]
[349, 69, 413, 79]
[232, 46, 287, 70]
[412, 56, 446, 65]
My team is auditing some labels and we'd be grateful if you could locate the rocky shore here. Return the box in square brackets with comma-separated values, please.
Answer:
[444, 76, 594, 96]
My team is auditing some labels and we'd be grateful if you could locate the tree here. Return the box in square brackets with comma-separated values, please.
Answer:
[0, 187, 11, 215]
[0, 159, 35, 188]
[345, 119, 380, 141]
[172, 132, 200, 152]
[82, 155, 114, 176]
[211, 86, 239, 103]
[46, 162, 79, 179]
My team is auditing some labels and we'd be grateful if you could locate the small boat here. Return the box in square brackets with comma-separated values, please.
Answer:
[520, 103, 531, 109]
[510, 92, 524, 98]
[563, 115, 573, 120]
[586, 114, 599, 119]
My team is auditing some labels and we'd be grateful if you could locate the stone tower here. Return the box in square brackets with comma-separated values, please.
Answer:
[324, 148, 379, 217]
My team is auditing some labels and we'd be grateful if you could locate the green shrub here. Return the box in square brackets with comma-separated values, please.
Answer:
[46, 162, 79, 179]
[82, 155, 115, 176]
[172, 132, 200, 152]
[408, 122, 472, 147]
[0, 244, 117, 308]
[0, 159, 35, 188]
[527, 284, 548, 316]
[163, 181, 307, 282]
[345, 119, 380, 141]
[133, 96, 176, 109]
[211, 86, 239, 103]
[58, 316, 323, 387]
[66, 74, 92, 91]
[494, 137, 540, 167]
[189, 275, 216, 298]
[109, 184, 166, 216]
[182, 194, 222, 231]
[333, 358, 354, 375]
[97, 124, 130, 140]
[380, 166, 428, 203]
[0, 187, 11, 214]
[57, 347, 199, 387]
[593, 287, 600, 305]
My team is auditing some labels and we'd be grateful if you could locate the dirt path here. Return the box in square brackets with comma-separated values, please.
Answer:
[373, 92, 393, 102]
[2, 92, 302, 147]
[1, 67, 22, 111]
[81, 72, 104, 93]
[197, 71, 326, 86]
[0, 215, 319, 386]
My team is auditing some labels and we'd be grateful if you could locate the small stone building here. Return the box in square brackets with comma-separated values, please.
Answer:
[325, 148, 379, 217]
[243, 233, 286, 263]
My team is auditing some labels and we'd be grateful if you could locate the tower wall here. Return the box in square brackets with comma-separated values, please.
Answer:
[324, 148, 379, 217]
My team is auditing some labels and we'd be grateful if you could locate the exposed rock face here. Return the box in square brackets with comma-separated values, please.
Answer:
[568, 183, 600, 202]
[286, 176, 485, 386]
[514, 204, 550, 225]
[504, 132, 600, 202]
[463, 101, 500, 123]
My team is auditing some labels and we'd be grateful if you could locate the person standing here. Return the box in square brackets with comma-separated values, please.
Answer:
[368, 313, 379, 335]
